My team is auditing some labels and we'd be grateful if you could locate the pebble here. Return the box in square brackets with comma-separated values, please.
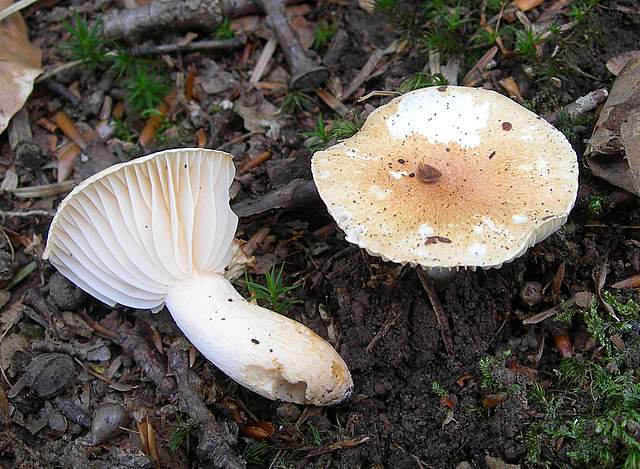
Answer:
[86, 403, 130, 445]
[25, 353, 75, 398]
[48, 272, 86, 310]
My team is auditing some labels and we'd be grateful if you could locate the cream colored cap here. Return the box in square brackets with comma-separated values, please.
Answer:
[43, 148, 238, 310]
[312, 86, 578, 269]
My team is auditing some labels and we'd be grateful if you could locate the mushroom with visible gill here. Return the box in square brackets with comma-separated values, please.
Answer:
[311, 86, 579, 352]
[43, 148, 353, 406]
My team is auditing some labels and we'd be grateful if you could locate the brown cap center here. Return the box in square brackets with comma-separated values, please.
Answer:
[417, 162, 442, 184]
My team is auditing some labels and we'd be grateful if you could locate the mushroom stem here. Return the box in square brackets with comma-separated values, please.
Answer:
[165, 274, 353, 406]
[256, 0, 329, 89]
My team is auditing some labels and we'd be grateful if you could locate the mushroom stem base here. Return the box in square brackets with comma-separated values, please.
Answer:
[164, 274, 352, 405]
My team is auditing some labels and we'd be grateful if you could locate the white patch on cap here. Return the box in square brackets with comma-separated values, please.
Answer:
[369, 185, 391, 200]
[386, 89, 490, 148]
[474, 217, 509, 236]
[345, 225, 368, 245]
[318, 170, 331, 179]
[345, 147, 374, 160]
[389, 170, 409, 179]
[468, 243, 487, 261]
[519, 134, 533, 143]
[512, 214, 528, 224]
[418, 224, 434, 237]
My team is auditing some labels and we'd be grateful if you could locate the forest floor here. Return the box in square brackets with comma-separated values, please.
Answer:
[1, 0, 640, 468]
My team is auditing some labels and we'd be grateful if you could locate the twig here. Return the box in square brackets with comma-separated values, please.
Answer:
[341, 43, 396, 101]
[168, 341, 246, 469]
[102, 0, 300, 40]
[216, 132, 257, 151]
[131, 38, 245, 56]
[0, 0, 38, 22]
[0, 209, 54, 218]
[545, 88, 609, 125]
[416, 268, 454, 356]
[366, 312, 400, 352]
[41, 80, 80, 107]
[256, 0, 328, 89]
[117, 322, 177, 399]
[522, 296, 576, 324]
[250, 37, 278, 84]
[231, 179, 320, 218]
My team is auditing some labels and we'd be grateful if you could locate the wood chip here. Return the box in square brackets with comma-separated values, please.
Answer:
[513, 0, 544, 12]
[611, 275, 640, 289]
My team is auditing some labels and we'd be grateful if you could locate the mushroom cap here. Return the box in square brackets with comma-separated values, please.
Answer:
[312, 86, 578, 269]
[43, 148, 238, 311]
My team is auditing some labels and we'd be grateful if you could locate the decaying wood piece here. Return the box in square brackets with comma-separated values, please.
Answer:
[168, 341, 246, 469]
[585, 58, 640, 196]
[257, 0, 328, 89]
[116, 322, 177, 399]
[544, 88, 609, 125]
[232, 179, 320, 217]
[102, 0, 298, 40]
[0, 0, 41, 134]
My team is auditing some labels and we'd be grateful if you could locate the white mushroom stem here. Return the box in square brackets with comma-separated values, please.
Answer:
[165, 274, 353, 406]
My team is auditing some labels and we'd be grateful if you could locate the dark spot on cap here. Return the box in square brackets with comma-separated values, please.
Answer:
[228, 298, 233, 302]
[251, 338, 260, 344]
[488, 151, 496, 159]
[502, 122, 513, 131]
[437, 85, 448, 92]
[425, 236, 452, 245]
[398, 158, 406, 164]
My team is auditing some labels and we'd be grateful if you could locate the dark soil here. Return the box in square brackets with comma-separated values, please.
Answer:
[1, 0, 640, 468]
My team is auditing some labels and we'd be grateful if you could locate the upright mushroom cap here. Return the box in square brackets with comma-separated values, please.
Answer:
[312, 86, 578, 269]
[44, 148, 352, 406]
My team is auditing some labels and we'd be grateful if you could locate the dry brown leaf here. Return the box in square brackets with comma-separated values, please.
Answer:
[586, 57, 640, 196]
[0, 386, 8, 424]
[606, 51, 640, 77]
[241, 421, 274, 440]
[146, 419, 159, 463]
[513, 0, 544, 11]
[499, 76, 523, 101]
[611, 275, 640, 289]
[482, 392, 508, 409]
[0, 0, 41, 135]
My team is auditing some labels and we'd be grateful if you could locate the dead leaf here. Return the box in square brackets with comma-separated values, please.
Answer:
[439, 395, 456, 410]
[498, 76, 523, 100]
[586, 57, 640, 195]
[482, 392, 508, 409]
[552, 334, 573, 358]
[0, 0, 41, 135]
[0, 166, 18, 192]
[611, 275, 640, 289]
[513, 0, 544, 12]
[0, 386, 8, 424]
[456, 373, 472, 387]
[551, 261, 565, 303]
[241, 421, 274, 440]
[606, 51, 640, 77]
[234, 101, 283, 140]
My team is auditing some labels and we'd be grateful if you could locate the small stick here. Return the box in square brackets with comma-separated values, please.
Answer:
[168, 341, 246, 469]
[544, 88, 609, 124]
[131, 38, 244, 56]
[117, 322, 177, 399]
[0, 209, 54, 218]
[250, 37, 278, 84]
[256, 0, 328, 89]
[41, 80, 80, 107]
[416, 268, 454, 356]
